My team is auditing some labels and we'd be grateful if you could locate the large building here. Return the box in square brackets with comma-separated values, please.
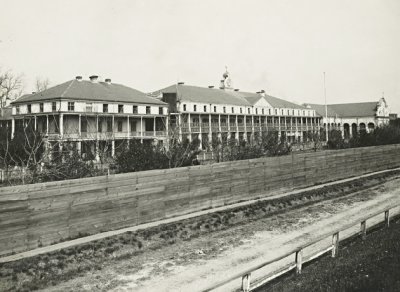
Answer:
[150, 70, 321, 148]
[10, 75, 169, 159]
[306, 97, 390, 139]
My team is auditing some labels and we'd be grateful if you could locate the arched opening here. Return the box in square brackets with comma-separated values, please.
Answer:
[359, 123, 366, 131]
[368, 123, 375, 132]
[351, 123, 358, 137]
[344, 123, 350, 139]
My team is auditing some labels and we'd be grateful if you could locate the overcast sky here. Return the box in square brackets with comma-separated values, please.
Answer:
[1, 0, 399, 113]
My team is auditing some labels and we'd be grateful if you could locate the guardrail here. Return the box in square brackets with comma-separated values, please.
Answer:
[203, 203, 397, 292]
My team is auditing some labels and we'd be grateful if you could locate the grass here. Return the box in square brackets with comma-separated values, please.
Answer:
[0, 170, 399, 291]
[255, 217, 400, 292]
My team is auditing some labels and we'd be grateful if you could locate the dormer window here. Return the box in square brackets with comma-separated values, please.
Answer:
[39, 103, 44, 113]
[52, 102, 57, 112]
[159, 107, 163, 115]
[231, 107, 234, 113]
[27, 104, 32, 114]
[262, 109, 264, 115]
[103, 104, 108, 113]
[223, 106, 226, 113]
[193, 105, 197, 112]
[240, 108, 243, 114]
[248, 108, 250, 114]
[214, 106, 217, 113]
[204, 105, 207, 112]
[16, 105, 20, 114]
[146, 106, 150, 114]
[133, 105, 138, 114]
[183, 104, 187, 111]
[255, 108, 258, 115]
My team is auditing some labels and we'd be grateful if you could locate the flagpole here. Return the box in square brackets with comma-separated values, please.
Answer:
[324, 72, 328, 142]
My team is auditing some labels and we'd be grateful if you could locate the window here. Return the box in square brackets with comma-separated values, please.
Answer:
[262, 109, 264, 115]
[281, 109, 284, 115]
[214, 106, 217, 113]
[193, 105, 197, 112]
[183, 104, 187, 111]
[68, 102, 75, 112]
[107, 119, 112, 132]
[204, 105, 207, 112]
[248, 108, 250, 114]
[159, 107, 163, 115]
[84, 103, 92, 112]
[146, 106, 150, 114]
[231, 107, 234, 113]
[255, 108, 258, 114]
[118, 104, 124, 113]
[16, 105, 20, 114]
[133, 105, 138, 114]
[240, 108, 243, 114]
[117, 120, 123, 132]
[27, 104, 31, 113]
[223, 106, 226, 113]
[39, 103, 44, 113]
[52, 102, 57, 112]
[98, 120, 102, 132]
[103, 104, 108, 113]
[292, 109, 295, 115]
[130, 120, 137, 132]
[275, 109, 278, 115]
[81, 119, 87, 132]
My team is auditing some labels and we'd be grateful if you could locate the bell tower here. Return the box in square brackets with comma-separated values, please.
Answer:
[219, 66, 233, 90]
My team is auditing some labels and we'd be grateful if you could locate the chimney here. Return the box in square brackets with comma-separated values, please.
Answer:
[89, 75, 99, 83]
[75, 76, 83, 81]
[32, 92, 36, 94]
[234, 89, 239, 91]
[260, 90, 266, 97]
[219, 80, 225, 89]
[208, 85, 214, 89]
[105, 78, 111, 84]
[177, 82, 185, 85]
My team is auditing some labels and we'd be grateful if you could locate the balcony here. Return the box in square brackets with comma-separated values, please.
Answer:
[143, 131, 155, 137]
[237, 125, 245, 132]
[220, 124, 228, 131]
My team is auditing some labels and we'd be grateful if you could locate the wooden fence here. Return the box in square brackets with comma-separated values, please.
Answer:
[1, 144, 400, 257]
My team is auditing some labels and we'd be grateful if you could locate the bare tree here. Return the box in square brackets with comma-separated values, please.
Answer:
[0, 68, 24, 108]
[35, 77, 50, 92]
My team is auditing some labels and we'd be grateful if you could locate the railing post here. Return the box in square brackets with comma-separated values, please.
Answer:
[332, 232, 339, 258]
[241, 273, 251, 292]
[360, 221, 367, 240]
[385, 210, 390, 227]
[295, 249, 303, 274]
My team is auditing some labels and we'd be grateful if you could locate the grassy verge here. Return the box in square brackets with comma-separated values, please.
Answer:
[0, 170, 399, 292]
[255, 217, 400, 292]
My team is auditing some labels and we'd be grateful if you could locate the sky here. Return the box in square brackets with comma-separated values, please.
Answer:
[1, 0, 400, 113]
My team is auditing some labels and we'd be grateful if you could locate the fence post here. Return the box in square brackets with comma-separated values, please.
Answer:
[295, 249, 303, 274]
[241, 273, 251, 292]
[332, 232, 339, 258]
[385, 210, 390, 227]
[360, 221, 366, 240]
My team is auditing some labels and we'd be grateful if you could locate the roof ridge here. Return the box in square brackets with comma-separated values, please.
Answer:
[60, 80, 75, 98]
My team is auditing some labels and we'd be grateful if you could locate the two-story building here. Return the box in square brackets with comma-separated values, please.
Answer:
[10, 75, 169, 159]
[306, 97, 390, 139]
[150, 70, 320, 148]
